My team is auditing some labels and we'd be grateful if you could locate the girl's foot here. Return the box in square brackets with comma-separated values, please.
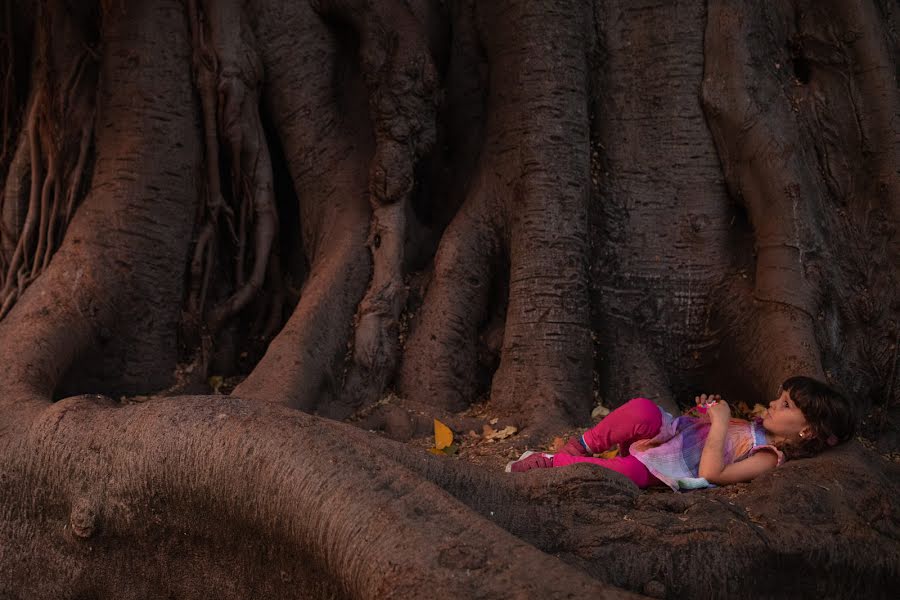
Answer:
[505, 451, 554, 473]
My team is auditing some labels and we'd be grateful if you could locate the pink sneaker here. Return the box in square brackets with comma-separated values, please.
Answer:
[505, 451, 554, 473]
[558, 436, 590, 457]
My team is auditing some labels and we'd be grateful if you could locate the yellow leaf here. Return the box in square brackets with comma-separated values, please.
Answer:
[598, 446, 619, 459]
[209, 375, 224, 394]
[434, 419, 453, 450]
[751, 403, 767, 417]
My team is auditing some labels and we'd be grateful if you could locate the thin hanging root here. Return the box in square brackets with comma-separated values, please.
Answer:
[183, 0, 278, 334]
[1, 131, 31, 279]
[192, 2, 240, 249]
[30, 151, 56, 276]
[63, 122, 92, 224]
[235, 174, 250, 288]
[0, 7, 98, 321]
[262, 253, 285, 340]
[188, 223, 215, 316]
[42, 176, 62, 270]
[208, 108, 277, 331]
[0, 286, 17, 319]
[1, 101, 42, 302]
[185, 0, 240, 323]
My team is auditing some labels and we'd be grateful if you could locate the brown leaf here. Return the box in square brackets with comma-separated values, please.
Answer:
[485, 425, 517, 441]
[591, 404, 610, 420]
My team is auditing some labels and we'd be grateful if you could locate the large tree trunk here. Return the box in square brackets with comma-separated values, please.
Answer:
[1, 0, 898, 598]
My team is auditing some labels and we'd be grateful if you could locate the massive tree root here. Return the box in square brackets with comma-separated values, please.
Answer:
[1, 394, 641, 599]
[2, 392, 897, 599]
[229, 0, 375, 410]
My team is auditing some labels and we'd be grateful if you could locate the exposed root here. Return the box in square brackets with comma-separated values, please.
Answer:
[702, 0, 827, 391]
[0, 3, 98, 321]
[307, 0, 439, 405]
[460, 0, 594, 431]
[399, 178, 497, 412]
[185, 0, 278, 349]
[185, 0, 234, 324]
[0, 133, 30, 270]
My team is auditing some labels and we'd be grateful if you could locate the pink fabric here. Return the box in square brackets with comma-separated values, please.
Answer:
[550, 398, 663, 488]
[552, 453, 659, 487]
[582, 397, 662, 456]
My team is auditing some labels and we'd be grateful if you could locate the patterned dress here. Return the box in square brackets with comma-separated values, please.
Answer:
[628, 409, 785, 491]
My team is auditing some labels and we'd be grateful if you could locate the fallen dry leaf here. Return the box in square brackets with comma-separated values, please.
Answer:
[209, 375, 224, 394]
[591, 404, 610, 420]
[550, 437, 565, 452]
[433, 419, 453, 450]
[484, 425, 517, 441]
[598, 446, 619, 459]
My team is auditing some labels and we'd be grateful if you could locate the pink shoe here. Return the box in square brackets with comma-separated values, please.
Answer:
[505, 451, 554, 473]
[558, 436, 590, 457]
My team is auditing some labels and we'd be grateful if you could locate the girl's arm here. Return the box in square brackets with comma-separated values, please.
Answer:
[699, 400, 778, 484]
[698, 402, 729, 479]
[702, 451, 778, 485]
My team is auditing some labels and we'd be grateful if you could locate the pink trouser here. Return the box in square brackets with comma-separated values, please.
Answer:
[552, 397, 662, 488]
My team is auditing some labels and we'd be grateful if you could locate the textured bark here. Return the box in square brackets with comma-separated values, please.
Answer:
[0, 0, 198, 400]
[400, 0, 594, 434]
[1, 0, 897, 598]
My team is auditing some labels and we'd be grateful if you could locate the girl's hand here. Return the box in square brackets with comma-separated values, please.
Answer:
[694, 393, 722, 406]
[691, 394, 722, 417]
[708, 399, 731, 425]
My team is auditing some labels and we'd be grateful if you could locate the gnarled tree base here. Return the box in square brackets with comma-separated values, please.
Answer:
[1, 394, 897, 599]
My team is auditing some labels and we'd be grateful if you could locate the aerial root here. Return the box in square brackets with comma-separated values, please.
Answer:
[181, 0, 279, 380]
[0, 6, 98, 321]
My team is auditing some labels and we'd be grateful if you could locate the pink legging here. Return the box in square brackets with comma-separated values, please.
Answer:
[552, 397, 662, 488]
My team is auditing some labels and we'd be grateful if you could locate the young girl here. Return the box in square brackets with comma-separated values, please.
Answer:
[506, 376, 856, 490]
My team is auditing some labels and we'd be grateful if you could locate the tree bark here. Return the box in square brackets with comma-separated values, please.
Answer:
[0, 0, 897, 598]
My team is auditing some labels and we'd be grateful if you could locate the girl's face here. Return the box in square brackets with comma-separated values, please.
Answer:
[762, 390, 810, 442]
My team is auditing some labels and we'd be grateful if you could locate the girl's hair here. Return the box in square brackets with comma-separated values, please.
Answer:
[779, 376, 856, 459]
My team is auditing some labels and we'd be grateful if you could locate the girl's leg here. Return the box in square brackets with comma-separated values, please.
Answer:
[551, 453, 659, 488]
[581, 397, 662, 455]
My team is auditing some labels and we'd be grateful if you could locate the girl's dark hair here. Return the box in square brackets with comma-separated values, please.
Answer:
[779, 376, 856, 459]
